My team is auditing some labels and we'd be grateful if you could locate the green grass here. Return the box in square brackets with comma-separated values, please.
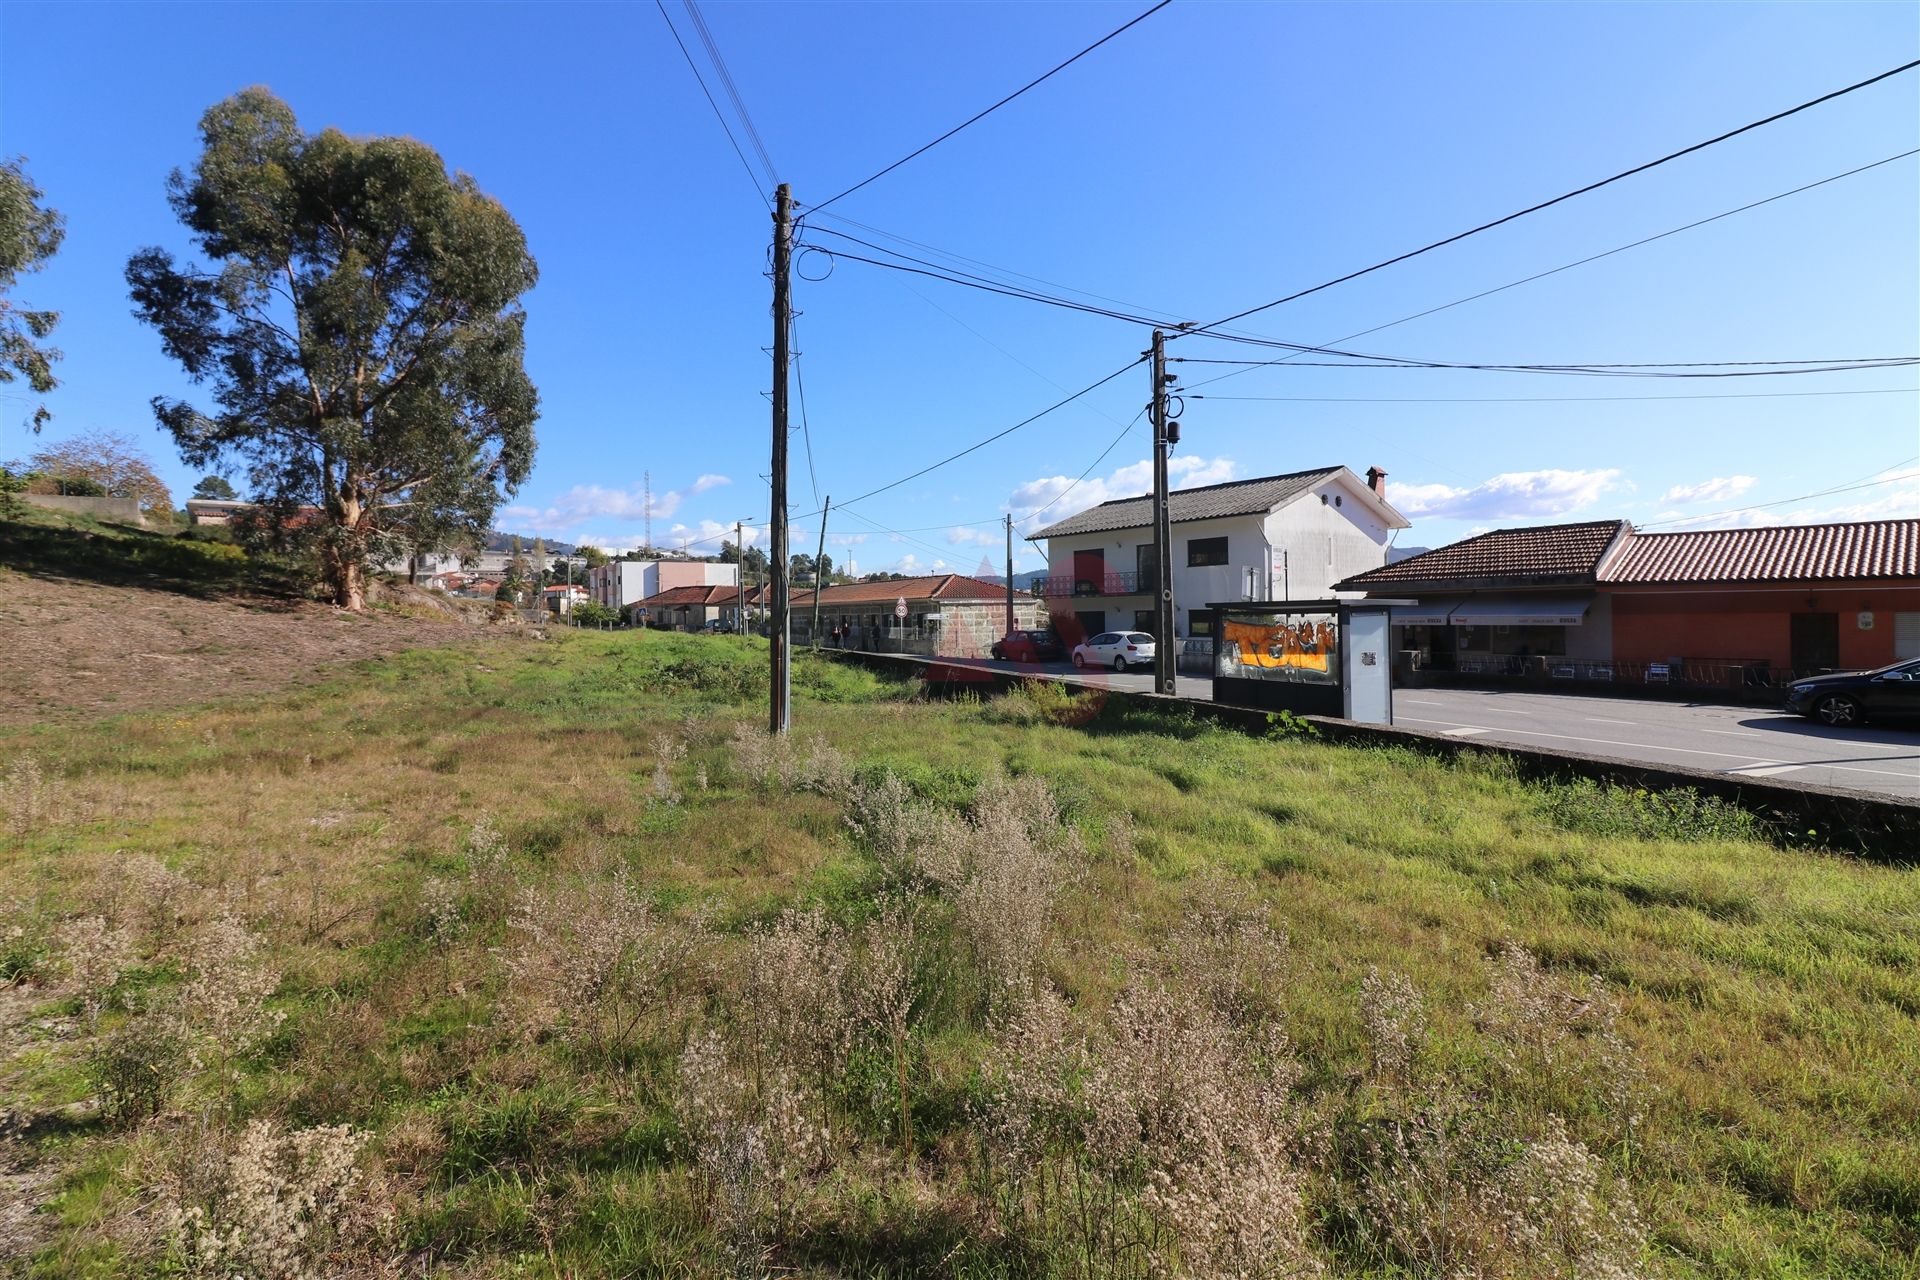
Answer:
[0, 502, 309, 598]
[3, 628, 1916, 1277]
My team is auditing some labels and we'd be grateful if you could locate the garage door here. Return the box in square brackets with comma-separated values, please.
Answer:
[1897, 612, 1920, 660]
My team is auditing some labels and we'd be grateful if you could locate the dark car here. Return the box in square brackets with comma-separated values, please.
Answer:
[991, 629, 1064, 663]
[1784, 656, 1920, 726]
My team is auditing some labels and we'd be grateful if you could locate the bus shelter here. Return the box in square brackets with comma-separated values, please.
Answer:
[1205, 599, 1408, 724]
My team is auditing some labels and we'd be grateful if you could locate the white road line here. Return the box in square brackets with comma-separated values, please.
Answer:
[1441, 726, 1489, 738]
[1477, 707, 1534, 716]
[1401, 700, 1445, 706]
[1701, 728, 1767, 740]
[1584, 717, 1636, 725]
[1724, 761, 1790, 776]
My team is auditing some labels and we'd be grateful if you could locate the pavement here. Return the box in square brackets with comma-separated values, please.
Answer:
[960, 657, 1920, 800]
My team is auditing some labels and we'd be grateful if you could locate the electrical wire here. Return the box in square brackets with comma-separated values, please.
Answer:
[1015, 405, 1149, 532]
[1637, 461, 1920, 528]
[804, 0, 1174, 217]
[654, 0, 771, 209]
[1173, 356, 1920, 379]
[683, 0, 779, 188]
[835, 357, 1145, 510]
[1180, 149, 1920, 391]
[1188, 58, 1920, 336]
[1191, 387, 1920, 404]
[790, 314, 821, 506]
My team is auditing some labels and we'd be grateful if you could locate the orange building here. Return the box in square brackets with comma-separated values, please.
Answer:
[1338, 518, 1919, 691]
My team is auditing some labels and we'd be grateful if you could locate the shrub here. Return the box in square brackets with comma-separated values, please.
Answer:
[57, 914, 136, 1030]
[570, 599, 619, 627]
[88, 1016, 186, 1127]
[163, 1119, 389, 1279]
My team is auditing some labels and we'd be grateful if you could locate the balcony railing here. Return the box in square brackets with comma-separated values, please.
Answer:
[1033, 569, 1157, 598]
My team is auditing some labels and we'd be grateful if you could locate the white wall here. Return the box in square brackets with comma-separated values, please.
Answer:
[1041, 478, 1398, 638]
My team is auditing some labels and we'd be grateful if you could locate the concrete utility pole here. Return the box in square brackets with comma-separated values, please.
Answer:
[1149, 330, 1177, 695]
[1004, 513, 1016, 635]
[769, 183, 794, 733]
[811, 496, 830, 647]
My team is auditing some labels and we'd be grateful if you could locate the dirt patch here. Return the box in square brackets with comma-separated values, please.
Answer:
[0, 569, 492, 726]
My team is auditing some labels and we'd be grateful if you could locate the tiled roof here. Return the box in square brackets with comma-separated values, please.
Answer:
[1338, 520, 1627, 590]
[1030, 467, 1349, 539]
[640, 584, 736, 607]
[794, 574, 1018, 607]
[1602, 519, 1920, 584]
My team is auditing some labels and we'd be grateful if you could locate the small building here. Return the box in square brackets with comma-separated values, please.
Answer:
[797, 574, 1044, 657]
[1336, 517, 1920, 689]
[637, 583, 747, 630]
[588, 559, 737, 611]
[1027, 465, 1410, 646]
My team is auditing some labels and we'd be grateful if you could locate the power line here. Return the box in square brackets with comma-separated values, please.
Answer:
[804, 0, 1174, 216]
[792, 322, 821, 506]
[1016, 405, 1148, 531]
[1174, 355, 1920, 378]
[1192, 387, 1920, 404]
[835, 357, 1144, 510]
[682, 0, 779, 188]
[1639, 461, 1920, 528]
[654, 0, 771, 208]
[1190, 58, 1920, 335]
[1181, 149, 1920, 391]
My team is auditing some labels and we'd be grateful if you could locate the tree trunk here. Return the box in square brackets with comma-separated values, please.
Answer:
[322, 539, 366, 611]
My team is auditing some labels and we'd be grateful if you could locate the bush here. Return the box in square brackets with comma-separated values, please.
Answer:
[88, 1017, 186, 1127]
[570, 600, 619, 627]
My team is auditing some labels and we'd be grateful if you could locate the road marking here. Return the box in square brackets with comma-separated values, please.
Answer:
[1401, 699, 1445, 706]
[1724, 762, 1793, 776]
[1701, 728, 1767, 740]
[1584, 717, 1636, 725]
[1441, 726, 1489, 737]
[1476, 707, 1534, 716]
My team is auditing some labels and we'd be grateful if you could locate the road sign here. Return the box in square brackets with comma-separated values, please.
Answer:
[895, 597, 908, 620]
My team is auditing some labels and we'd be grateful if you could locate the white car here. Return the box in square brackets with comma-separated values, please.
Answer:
[1072, 631, 1156, 672]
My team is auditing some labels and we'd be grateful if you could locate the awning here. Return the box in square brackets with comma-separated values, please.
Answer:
[1446, 595, 1592, 627]
[1390, 604, 1456, 627]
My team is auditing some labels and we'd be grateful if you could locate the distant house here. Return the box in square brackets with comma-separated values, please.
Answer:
[797, 574, 1044, 658]
[588, 559, 738, 611]
[637, 583, 747, 630]
[1028, 465, 1410, 646]
[1336, 517, 1920, 687]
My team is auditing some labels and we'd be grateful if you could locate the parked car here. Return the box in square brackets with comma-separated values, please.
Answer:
[990, 629, 1064, 663]
[700, 619, 735, 634]
[1785, 656, 1920, 726]
[1071, 631, 1156, 672]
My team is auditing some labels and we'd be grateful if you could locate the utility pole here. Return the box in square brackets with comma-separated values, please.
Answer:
[1149, 330, 1177, 695]
[769, 183, 794, 733]
[643, 470, 652, 557]
[735, 519, 745, 634]
[811, 496, 830, 648]
[1004, 513, 1016, 635]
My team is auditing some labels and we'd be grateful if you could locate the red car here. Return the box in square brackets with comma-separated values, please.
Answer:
[990, 629, 1065, 663]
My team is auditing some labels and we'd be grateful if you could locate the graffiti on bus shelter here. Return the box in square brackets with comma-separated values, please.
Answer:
[1220, 616, 1337, 679]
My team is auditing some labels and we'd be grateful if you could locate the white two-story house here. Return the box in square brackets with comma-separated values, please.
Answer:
[1028, 465, 1411, 643]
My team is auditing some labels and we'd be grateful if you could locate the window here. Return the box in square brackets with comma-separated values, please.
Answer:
[1187, 536, 1229, 567]
[1190, 615, 1213, 638]
[1133, 611, 1155, 636]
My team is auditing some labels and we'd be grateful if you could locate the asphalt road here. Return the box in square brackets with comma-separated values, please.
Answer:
[970, 658, 1920, 800]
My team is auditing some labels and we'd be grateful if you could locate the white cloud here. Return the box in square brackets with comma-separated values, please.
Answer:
[690, 474, 731, 495]
[1660, 475, 1756, 505]
[827, 532, 868, 547]
[947, 525, 999, 548]
[666, 519, 762, 551]
[1387, 469, 1621, 522]
[1010, 455, 1239, 527]
[1645, 467, 1920, 531]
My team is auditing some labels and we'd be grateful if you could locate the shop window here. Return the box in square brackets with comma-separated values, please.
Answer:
[1187, 536, 1229, 567]
[1190, 616, 1213, 637]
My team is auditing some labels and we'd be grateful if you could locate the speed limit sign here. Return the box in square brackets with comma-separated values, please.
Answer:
[894, 597, 908, 620]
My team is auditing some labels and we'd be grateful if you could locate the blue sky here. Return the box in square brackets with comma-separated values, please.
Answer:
[3, 0, 1916, 574]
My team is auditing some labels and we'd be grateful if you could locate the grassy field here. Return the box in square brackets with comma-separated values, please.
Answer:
[2, 628, 1915, 1278]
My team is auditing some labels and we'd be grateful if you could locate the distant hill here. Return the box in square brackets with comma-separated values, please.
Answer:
[485, 531, 576, 555]
[1387, 546, 1431, 564]
[977, 570, 1050, 590]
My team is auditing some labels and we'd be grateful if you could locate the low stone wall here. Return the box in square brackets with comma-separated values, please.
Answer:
[818, 649, 1920, 862]
[19, 493, 146, 525]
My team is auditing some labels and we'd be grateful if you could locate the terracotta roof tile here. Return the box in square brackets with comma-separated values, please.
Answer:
[793, 574, 1020, 607]
[1602, 519, 1920, 584]
[1339, 520, 1626, 590]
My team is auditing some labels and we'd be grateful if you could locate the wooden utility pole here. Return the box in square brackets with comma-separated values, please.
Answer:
[811, 496, 830, 647]
[1004, 513, 1016, 635]
[769, 183, 794, 733]
[1149, 330, 1176, 695]
[735, 519, 745, 632]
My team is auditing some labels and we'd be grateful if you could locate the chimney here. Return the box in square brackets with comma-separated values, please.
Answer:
[1365, 466, 1387, 497]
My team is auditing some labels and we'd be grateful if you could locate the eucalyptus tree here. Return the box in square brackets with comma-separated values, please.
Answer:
[127, 88, 539, 609]
[0, 156, 65, 434]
